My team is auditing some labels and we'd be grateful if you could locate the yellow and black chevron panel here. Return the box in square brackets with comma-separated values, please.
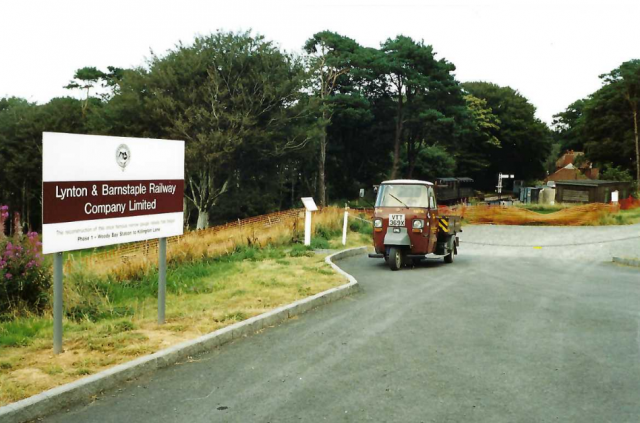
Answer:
[438, 217, 449, 233]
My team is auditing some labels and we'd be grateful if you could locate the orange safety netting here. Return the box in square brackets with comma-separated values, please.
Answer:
[440, 204, 618, 226]
[620, 196, 640, 210]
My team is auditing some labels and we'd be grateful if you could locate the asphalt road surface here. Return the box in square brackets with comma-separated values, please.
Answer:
[45, 225, 640, 422]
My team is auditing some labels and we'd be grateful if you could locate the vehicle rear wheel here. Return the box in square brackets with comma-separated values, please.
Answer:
[444, 245, 455, 264]
[388, 247, 403, 271]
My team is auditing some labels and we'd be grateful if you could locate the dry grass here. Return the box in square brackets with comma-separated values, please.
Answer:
[70, 207, 347, 282]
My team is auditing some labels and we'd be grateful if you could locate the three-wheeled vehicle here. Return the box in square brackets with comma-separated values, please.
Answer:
[367, 179, 461, 270]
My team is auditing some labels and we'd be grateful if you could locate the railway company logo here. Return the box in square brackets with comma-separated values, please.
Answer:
[115, 144, 131, 171]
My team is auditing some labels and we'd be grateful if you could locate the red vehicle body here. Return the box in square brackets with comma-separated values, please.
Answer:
[368, 179, 461, 270]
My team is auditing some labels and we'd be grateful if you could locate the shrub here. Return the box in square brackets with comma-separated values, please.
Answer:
[314, 224, 341, 239]
[349, 216, 373, 235]
[310, 237, 330, 249]
[0, 206, 51, 315]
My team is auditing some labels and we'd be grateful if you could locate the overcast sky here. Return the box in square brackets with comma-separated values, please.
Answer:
[2, 0, 639, 124]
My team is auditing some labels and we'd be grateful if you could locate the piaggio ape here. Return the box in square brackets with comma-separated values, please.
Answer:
[367, 179, 462, 270]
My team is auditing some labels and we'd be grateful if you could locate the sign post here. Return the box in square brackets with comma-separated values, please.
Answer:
[53, 252, 63, 354]
[158, 237, 167, 324]
[300, 197, 318, 246]
[43, 133, 184, 353]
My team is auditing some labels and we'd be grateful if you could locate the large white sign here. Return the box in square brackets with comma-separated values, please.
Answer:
[42, 133, 185, 254]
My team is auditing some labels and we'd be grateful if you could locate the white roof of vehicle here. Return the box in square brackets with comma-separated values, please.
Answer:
[381, 179, 433, 186]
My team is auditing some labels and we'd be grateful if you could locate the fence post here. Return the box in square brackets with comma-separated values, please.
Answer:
[342, 204, 348, 246]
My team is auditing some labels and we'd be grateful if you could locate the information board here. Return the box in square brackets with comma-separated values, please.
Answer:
[301, 197, 318, 212]
[42, 133, 185, 254]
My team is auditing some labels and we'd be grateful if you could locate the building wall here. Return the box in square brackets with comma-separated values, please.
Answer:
[556, 182, 632, 203]
[557, 185, 592, 203]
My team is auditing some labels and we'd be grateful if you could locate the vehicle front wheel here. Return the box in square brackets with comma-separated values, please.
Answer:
[444, 245, 456, 264]
[388, 247, 403, 271]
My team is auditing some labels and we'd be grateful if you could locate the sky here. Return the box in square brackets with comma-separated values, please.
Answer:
[1, 0, 639, 124]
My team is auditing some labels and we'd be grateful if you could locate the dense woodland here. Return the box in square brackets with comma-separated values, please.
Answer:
[1, 31, 638, 231]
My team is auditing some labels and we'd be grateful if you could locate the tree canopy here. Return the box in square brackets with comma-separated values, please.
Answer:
[462, 82, 552, 186]
[0, 30, 559, 232]
[553, 60, 640, 187]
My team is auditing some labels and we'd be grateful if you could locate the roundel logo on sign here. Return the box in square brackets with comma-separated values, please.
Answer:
[116, 144, 131, 171]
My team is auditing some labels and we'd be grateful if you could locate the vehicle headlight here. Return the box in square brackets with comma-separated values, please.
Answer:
[374, 218, 383, 228]
[412, 219, 424, 229]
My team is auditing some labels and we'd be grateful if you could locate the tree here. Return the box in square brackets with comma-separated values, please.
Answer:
[462, 82, 552, 189]
[600, 60, 640, 185]
[64, 67, 107, 117]
[323, 92, 377, 201]
[378, 36, 465, 179]
[600, 164, 633, 182]
[0, 97, 88, 231]
[582, 78, 637, 177]
[304, 31, 363, 206]
[453, 94, 501, 180]
[98, 31, 307, 228]
[552, 99, 587, 151]
[398, 144, 456, 181]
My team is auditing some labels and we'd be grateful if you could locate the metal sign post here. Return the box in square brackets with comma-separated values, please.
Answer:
[53, 252, 63, 354]
[158, 238, 167, 324]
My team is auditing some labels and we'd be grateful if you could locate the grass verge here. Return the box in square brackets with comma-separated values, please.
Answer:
[0, 209, 371, 407]
[595, 207, 640, 225]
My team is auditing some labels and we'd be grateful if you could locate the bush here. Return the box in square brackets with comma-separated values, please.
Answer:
[349, 216, 373, 235]
[0, 206, 51, 315]
[310, 237, 330, 249]
[314, 224, 341, 239]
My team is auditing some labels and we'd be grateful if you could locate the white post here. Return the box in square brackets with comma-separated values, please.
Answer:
[304, 210, 312, 246]
[342, 209, 348, 246]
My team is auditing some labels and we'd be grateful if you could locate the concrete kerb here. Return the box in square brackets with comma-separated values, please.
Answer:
[0, 246, 367, 423]
[612, 257, 640, 268]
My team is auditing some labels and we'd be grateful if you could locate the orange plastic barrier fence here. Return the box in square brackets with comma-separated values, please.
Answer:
[620, 196, 640, 210]
[443, 204, 617, 226]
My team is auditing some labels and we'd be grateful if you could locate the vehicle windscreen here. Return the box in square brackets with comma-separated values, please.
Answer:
[375, 184, 429, 207]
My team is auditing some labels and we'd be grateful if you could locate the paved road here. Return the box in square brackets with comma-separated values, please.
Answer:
[46, 226, 640, 422]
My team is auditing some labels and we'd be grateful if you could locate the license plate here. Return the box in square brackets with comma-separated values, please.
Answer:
[389, 214, 405, 227]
